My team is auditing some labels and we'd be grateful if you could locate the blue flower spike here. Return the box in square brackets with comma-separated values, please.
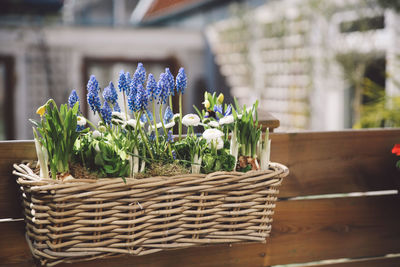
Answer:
[158, 72, 169, 104]
[100, 101, 112, 125]
[87, 76, 101, 114]
[155, 73, 165, 103]
[103, 82, 118, 105]
[163, 106, 174, 123]
[87, 75, 99, 92]
[118, 71, 129, 93]
[68, 89, 80, 110]
[133, 63, 146, 87]
[176, 67, 187, 94]
[114, 102, 121, 112]
[146, 73, 157, 101]
[165, 68, 175, 96]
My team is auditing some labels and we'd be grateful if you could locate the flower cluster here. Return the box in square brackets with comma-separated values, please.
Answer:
[32, 62, 271, 180]
[392, 144, 400, 168]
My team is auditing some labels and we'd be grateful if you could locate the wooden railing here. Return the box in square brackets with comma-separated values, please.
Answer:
[1, 129, 399, 266]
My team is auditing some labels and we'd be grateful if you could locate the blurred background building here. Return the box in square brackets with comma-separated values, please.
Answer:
[0, 0, 399, 139]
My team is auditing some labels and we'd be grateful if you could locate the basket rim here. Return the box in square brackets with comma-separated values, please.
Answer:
[13, 161, 289, 186]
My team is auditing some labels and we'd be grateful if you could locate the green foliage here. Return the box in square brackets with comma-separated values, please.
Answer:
[201, 149, 236, 174]
[354, 78, 400, 128]
[232, 99, 262, 157]
[31, 99, 83, 179]
[377, 0, 400, 12]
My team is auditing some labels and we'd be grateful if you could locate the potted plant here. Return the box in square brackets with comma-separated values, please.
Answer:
[14, 63, 288, 266]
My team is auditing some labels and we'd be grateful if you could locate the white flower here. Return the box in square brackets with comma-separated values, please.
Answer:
[208, 137, 224, 150]
[208, 120, 219, 128]
[173, 113, 181, 121]
[164, 120, 176, 129]
[237, 114, 243, 119]
[77, 116, 87, 126]
[127, 119, 137, 128]
[150, 122, 163, 130]
[182, 114, 200, 127]
[92, 130, 101, 139]
[112, 111, 129, 121]
[126, 119, 144, 129]
[202, 128, 224, 140]
[219, 115, 234, 125]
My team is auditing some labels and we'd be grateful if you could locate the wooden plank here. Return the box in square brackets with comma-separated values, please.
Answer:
[264, 195, 400, 266]
[2, 195, 399, 267]
[259, 110, 280, 131]
[307, 256, 400, 267]
[0, 219, 268, 267]
[2, 129, 399, 217]
[0, 141, 36, 219]
[0, 221, 35, 266]
[270, 129, 400, 198]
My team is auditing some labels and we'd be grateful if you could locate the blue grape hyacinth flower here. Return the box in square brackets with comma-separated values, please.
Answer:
[132, 63, 146, 88]
[146, 73, 157, 101]
[127, 86, 136, 112]
[68, 89, 80, 110]
[157, 72, 169, 104]
[154, 73, 165, 102]
[163, 106, 174, 124]
[165, 68, 175, 96]
[87, 75, 99, 92]
[103, 82, 118, 105]
[87, 78, 101, 114]
[114, 102, 121, 112]
[100, 101, 112, 125]
[118, 71, 129, 93]
[176, 67, 187, 94]
[167, 130, 173, 143]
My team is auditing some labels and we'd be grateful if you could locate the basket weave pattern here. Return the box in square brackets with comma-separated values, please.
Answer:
[14, 162, 288, 266]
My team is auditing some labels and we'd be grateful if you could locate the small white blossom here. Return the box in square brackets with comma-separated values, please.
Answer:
[202, 128, 224, 140]
[112, 111, 129, 121]
[164, 120, 176, 129]
[182, 114, 200, 127]
[77, 116, 87, 126]
[208, 120, 219, 128]
[126, 119, 144, 129]
[173, 114, 181, 121]
[92, 130, 101, 139]
[219, 115, 234, 125]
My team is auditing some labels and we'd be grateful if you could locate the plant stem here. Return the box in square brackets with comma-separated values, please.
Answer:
[179, 93, 182, 140]
[135, 111, 154, 159]
[159, 103, 173, 159]
[152, 101, 160, 147]
[123, 92, 128, 120]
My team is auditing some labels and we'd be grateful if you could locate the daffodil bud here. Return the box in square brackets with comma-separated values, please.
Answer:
[203, 100, 210, 109]
[217, 93, 224, 104]
[36, 105, 46, 117]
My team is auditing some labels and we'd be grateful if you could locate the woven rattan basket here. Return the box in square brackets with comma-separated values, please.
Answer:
[14, 162, 288, 266]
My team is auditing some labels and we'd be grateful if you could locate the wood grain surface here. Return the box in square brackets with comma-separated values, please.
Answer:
[1, 129, 400, 266]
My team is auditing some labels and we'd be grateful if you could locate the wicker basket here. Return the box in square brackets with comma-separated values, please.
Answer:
[13, 162, 288, 266]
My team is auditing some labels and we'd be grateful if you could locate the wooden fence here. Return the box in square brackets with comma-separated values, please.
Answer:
[1, 129, 399, 266]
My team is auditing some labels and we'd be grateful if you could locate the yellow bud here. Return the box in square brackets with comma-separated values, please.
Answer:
[36, 105, 46, 117]
[203, 100, 210, 109]
[217, 93, 224, 104]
